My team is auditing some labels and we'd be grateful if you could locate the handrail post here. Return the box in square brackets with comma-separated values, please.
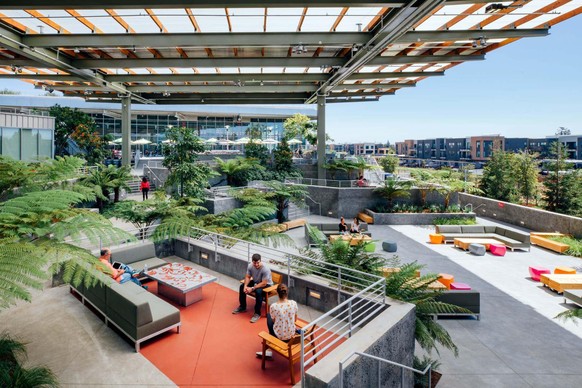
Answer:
[300, 329, 306, 388]
[337, 267, 342, 305]
[348, 299, 353, 338]
[378, 358, 381, 388]
[428, 365, 431, 388]
[339, 361, 344, 388]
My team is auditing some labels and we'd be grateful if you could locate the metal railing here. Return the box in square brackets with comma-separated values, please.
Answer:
[143, 165, 164, 189]
[304, 194, 321, 216]
[69, 222, 388, 388]
[286, 177, 359, 188]
[299, 278, 386, 387]
[339, 352, 431, 388]
[67, 224, 158, 252]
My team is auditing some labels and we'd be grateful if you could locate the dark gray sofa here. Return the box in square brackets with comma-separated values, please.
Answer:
[305, 222, 372, 246]
[435, 225, 530, 251]
[564, 289, 582, 307]
[73, 277, 181, 352]
[435, 290, 480, 320]
[111, 241, 167, 280]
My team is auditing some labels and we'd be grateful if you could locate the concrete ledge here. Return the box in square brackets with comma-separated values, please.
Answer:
[304, 300, 415, 388]
[365, 209, 475, 225]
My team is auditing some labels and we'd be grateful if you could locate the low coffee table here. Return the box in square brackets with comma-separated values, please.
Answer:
[454, 238, 504, 251]
[145, 263, 217, 306]
[329, 234, 372, 246]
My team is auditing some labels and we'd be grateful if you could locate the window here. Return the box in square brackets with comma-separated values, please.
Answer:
[21, 128, 38, 161]
[2, 127, 20, 160]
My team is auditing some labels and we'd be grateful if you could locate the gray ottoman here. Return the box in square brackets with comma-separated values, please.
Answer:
[468, 243, 486, 256]
[382, 241, 397, 253]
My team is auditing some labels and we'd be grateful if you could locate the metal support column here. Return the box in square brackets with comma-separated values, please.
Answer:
[317, 94, 326, 180]
[121, 96, 131, 167]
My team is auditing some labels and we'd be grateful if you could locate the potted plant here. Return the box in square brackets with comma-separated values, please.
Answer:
[413, 355, 442, 388]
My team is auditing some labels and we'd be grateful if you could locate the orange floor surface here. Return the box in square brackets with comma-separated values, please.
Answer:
[140, 282, 330, 387]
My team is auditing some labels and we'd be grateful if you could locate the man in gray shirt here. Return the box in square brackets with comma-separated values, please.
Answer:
[232, 253, 273, 323]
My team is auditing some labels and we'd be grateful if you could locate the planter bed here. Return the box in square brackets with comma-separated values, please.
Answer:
[364, 209, 475, 225]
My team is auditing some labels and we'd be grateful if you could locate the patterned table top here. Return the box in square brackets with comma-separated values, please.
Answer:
[145, 263, 218, 293]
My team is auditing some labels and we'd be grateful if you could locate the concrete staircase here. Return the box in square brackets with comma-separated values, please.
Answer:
[288, 201, 310, 220]
[127, 178, 157, 193]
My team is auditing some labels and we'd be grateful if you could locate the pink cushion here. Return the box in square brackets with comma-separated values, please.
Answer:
[450, 282, 471, 290]
[490, 243, 507, 256]
[529, 266, 551, 281]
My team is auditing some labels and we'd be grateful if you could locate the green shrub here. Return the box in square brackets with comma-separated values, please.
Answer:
[432, 217, 476, 225]
[550, 236, 582, 258]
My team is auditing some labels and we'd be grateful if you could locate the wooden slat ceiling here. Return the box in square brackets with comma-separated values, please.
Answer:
[0, 0, 580, 105]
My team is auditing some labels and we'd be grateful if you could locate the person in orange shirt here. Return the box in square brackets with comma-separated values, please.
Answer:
[98, 248, 145, 288]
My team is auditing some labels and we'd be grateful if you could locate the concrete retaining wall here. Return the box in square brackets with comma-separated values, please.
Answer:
[459, 193, 582, 238]
[365, 209, 475, 225]
[304, 301, 415, 388]
[306, 186, 458, 220]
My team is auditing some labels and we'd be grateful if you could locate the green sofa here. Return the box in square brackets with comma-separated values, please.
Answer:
[435, 225, 530, 251]
[73, 278, 181, 352]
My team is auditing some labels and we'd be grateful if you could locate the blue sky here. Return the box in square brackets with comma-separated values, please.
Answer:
[327, 17, 582, 143]
[3, 17, 582, 144]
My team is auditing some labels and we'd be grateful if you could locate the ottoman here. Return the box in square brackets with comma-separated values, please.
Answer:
[364, 242, 376, 252]
[554, 266, 576, 275]
[382, 240, 397, 253]
[529, 266, 551, 281]
[489, 243, 506, 256]
[429, 233, 444, 244]
[438, 273, 455, 289]
[468, 243, 486, 256]
[450, 282, 471, 290]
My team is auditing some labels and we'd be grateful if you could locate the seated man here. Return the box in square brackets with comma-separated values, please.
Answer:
[98, 248, 146, 289]
[232, 253, 273, 323]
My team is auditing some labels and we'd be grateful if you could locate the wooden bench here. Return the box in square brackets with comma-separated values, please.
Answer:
[358, 212, 374, 224]
[530, 233, 570, 254]
[282, 218, 306, 231]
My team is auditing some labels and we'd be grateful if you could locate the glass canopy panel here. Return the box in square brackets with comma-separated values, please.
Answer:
[484, 13, 526, 30]
[423, 64, 450, 72]
[191, 8, 229, 32]
[520, 3, 582, 29]
[305, 68, 323, 73]
[112, 9, 159, 33]
[360, 66, 381, 72]
[335, 7, 383, 32]
[0, 10, 57, 33]
[265, 8, 302, 32]
[37, 10, 91, 33]
[150, 8, 195, 33]
[418, 4, 478, 31]
[77, 10, 128, 33]
[148, 68, 174, 74]
[284, 68, 307, 73]
[239, 67, 263, 74]
[262, 67, 286, 74]
[450, 14, 491, 30]
[301, 8, 345, 32]
[217, 68, 240, 74]
[228, 8, 264, 32]
[128, 68, 151, 74]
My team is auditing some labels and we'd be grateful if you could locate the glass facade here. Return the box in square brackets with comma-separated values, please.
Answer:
[1, 127, 54, 161]
[88, 113, 286, 143]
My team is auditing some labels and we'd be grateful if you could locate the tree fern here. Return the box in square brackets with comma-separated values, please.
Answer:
[0, 189, 133, 309]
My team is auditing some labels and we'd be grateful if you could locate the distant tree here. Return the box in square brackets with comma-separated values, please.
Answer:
[49, 105, 106, 163]
[379, 154, 399, 173]
[543, 142, 582, 216]
[479, 151, 518, 202]
[162, 126, 216, 198]
[273, 139, 294, 175]
[514, 151, 539, 205]
[0, 88, 20, 95]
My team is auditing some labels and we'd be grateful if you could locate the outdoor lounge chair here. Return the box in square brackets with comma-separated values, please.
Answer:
[240, 272, 283, 315]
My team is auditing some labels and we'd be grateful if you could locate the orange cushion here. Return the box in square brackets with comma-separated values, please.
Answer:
[437, 273, 455, 289]
[554, 266, 576, 275]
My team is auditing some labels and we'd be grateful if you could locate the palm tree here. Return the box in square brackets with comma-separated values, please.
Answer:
[0, 189, 133, 309]
[383, 261, 463, 356]
[80, 164, 116, 212]
[214, 157, 263, 187]
[0, 331, 59, 387]
[262, 181, 308, 223]
[374, 178, 412, 211]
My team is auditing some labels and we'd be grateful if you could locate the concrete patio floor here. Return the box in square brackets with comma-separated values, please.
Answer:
[1, 215, 581, 387]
